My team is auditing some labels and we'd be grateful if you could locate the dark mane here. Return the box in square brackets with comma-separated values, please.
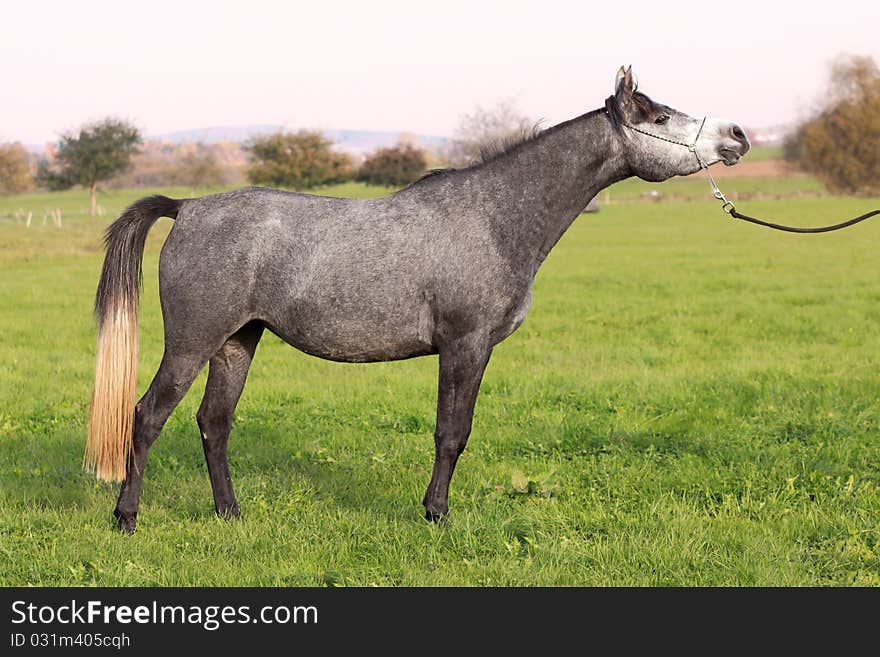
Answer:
[604, 90, 658, 132]
[473, 123, 544, 165]
[407, 123, 544, 187]
[410, 168, 450, 184]
[406, 109, 618, 189]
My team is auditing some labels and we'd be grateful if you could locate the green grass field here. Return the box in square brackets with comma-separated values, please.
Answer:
[740, 144, 784, 162]
[1, 179, 878, 586]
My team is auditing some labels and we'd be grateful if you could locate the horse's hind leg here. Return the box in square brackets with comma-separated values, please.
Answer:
[114, 350, 212, 533]
[196, 322, 264, 519]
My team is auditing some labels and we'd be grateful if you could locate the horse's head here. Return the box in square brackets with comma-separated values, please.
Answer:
[605, 66, 750, 182]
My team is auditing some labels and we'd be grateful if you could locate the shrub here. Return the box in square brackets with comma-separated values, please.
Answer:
[357, 144, 427, 187]
[245, 131, 353, 190]
[0, 142, 33, 195]
[784, 55, 880, 195]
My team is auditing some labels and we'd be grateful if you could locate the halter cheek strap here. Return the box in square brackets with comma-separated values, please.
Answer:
[626, 116, 736, 213]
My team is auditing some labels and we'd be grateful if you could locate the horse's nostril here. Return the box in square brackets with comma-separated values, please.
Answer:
[731, 124, 747, 142]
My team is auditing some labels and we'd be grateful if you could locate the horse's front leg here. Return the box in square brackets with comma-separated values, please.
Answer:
[423, 335, 492, 522]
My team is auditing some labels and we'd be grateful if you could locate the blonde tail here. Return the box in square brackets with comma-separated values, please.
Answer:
[83, 195, 180, 482]
[85, 303, 139, 481]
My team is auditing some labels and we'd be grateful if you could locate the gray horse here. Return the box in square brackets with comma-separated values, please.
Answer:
[85, 66, 749, 533]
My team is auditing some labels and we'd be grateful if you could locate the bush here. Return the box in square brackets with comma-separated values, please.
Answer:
[0, 142, 33, 195]
[357, 144, 427, 187]
[173, 147, 228, 189]
[784, 55, 880, 195]
[245, 131, 353, 190]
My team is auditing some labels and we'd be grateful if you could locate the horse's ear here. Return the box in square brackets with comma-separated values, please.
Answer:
[615, 65, 636, 96]
[625, 65, 636, 90]
[614, 66, 627, 93]
[614, 65, 636, 118]
[614, 66, 636, 95]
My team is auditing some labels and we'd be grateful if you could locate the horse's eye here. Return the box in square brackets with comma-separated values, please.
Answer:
[654, 114, 670, 125]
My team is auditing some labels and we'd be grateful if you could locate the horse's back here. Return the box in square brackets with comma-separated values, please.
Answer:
[158, 188, 437, 360]
[157, 186, 526, 361]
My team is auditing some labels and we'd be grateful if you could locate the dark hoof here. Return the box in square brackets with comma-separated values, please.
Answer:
[216, 503, 241, 521]
[114, 509, 137, 535]
[424, 506, 449, 525]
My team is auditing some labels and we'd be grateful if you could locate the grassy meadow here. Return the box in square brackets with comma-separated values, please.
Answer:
[0, 176, 878, 586]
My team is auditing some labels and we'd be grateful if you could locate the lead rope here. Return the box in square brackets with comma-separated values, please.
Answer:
[697, 151, 880, 233]
[627, 117, 880, 234]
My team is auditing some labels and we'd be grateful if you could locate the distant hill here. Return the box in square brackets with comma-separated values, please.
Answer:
[146, 125, 449, 156]
[25, 125, 449, 157]
[148, 125, 284, 144]
[323, 129, 448, 155]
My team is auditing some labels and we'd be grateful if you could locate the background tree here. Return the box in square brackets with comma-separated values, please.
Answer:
[245, 130, 353, 190]
[447, 99, 539, 167]
[37, 118, 141, 215]
[784, 54, 880, 195]
[357, 143, 427, 187]
[0, 142, 34, 195]
[173, 146, 227, 190]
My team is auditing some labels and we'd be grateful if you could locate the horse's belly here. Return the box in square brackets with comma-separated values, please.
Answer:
[273, 325, 435, 363]
[263, 296, 436, 363]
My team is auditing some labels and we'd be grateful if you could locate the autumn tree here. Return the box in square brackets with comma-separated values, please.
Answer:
[0, 142, 34, 195]
[784, 55, 880, 194]
[447, 99, 539, 167]
[245, 130, 353, 190]
[358, 143, 427, 187]
[173, 146, 227, 189]
[37, 118, 141, 215]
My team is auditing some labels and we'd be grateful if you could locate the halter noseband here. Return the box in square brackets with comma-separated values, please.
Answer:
[626, 116, 707, 159]
[624, 116, 736, 214]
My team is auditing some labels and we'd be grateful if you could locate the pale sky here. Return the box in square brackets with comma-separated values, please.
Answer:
[2, 0, 878, 144]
